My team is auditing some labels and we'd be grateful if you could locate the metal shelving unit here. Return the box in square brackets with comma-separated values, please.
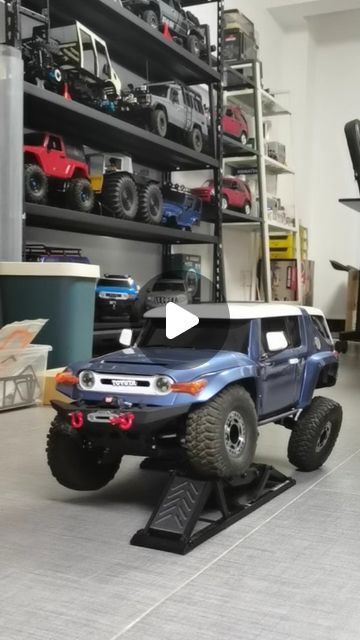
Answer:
[24, 83, 219, 171]
[223, 59, 301, 303]
[4, 0, 226, 306]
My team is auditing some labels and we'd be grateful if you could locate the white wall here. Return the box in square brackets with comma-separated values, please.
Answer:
[280, 9, 360, 317]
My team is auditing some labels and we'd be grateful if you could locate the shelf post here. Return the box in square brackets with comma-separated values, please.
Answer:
[254, 60, 272, 302]
[213, 0, 226, 303]
[0, 44, 23, 261]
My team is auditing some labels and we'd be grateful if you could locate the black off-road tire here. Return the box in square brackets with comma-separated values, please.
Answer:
[185, 385, 258, 479]
[24, 163, 48, 204]
[151, 108, 168, 138]
[288, 396, 343, 472]
[138, 182, 163, 224]
[187, 127, 203, 153]
[102, 173, 139, 220]
[46, 418, 121, 491]
[187, 34, 201, 57]
[66, 178, 94, 213]
[142, 9, 159, 29]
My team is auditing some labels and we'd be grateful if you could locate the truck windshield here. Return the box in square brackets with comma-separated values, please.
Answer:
[24, 133, 45, 146]
[152, 282, 185, 292]
[150, 85, 169, 98]
[140, 319, 250, 352]
[98, 278, 131, 288]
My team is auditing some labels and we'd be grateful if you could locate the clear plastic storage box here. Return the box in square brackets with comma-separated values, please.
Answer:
[0, 344, 52, 411]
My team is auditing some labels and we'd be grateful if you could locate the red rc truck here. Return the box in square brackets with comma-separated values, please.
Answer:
[223, 105, 249, 145]
[24, 132, 94, 212]
[192, 176, 252, 213]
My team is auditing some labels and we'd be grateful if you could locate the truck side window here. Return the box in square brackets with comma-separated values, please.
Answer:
[311, 315, 332, 343]
[80, 29, 96, 76]
[261, 316, 301, 353]
[170, 88, 180, 104]
[47, 136, 62, 151]
[96, 41, 110, 79]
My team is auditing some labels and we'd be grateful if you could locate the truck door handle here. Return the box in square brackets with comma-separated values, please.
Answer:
[289, 358, 300, 365]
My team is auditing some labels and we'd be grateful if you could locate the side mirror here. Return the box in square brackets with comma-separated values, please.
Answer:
[335, 339, 348, 354]
[103, 63, 110, 76]
[119, 328, 133, 347]
[266, 331, 288, 352]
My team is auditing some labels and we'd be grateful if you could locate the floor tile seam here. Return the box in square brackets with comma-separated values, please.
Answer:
[106, 447, 360, 640]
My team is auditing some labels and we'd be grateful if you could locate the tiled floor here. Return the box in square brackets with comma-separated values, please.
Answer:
[0, 345, 360, 640]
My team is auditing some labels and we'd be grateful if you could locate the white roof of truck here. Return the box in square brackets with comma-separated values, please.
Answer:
[145, 303, 324, 320]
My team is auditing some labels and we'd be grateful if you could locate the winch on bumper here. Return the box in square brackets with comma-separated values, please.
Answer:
[51, 399, 191, 437]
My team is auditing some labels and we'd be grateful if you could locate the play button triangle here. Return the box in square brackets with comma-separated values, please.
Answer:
[166, 302, 199, 340]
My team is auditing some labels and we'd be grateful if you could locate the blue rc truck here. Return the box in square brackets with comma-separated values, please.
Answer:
[47, 304, 343, 490]
[162, 193, 202, 230]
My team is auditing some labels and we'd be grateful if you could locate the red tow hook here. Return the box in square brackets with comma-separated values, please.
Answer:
[109, 413, 135, 431]
[69, 411, 84, 429]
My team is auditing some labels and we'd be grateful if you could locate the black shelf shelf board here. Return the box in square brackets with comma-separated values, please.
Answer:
[202, 204, 261, 225]
[339, 198, 360, 213]
[24, 83, 219, 171]
[25, 203, 219, 245]
[47, 0, 220, 85]
[223, 134, 259, 157]
[224, 66, 256, 91]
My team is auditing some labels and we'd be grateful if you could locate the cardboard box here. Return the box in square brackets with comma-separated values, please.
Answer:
[330, 261, 360, 330]
[346, 270, 359, 331]
[270, 260, 314, 304]
[43, 368, 72, 406]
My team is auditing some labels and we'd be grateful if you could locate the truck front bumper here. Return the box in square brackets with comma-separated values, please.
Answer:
[51, 399, 191, 438]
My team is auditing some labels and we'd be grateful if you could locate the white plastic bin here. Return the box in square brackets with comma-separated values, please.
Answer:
[0, 344, 52, 411]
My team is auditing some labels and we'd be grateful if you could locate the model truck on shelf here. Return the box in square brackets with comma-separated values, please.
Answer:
[24, 134, 163, 224]
[23, 21, 121, 104]
[88, 153, 163, 224]
[162, 189, 202, 230]
[120, 82, 208, 153]
[122, 0, 210, 59]
[24, 132, 94, 212]
[191, 176, 252, 214]
[95, 275, 141, 322]
[145, 278, 192, 310]
[47, 304, 343, 491]
[223, 105, 249, 145]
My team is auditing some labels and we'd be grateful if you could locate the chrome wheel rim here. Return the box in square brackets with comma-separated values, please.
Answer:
[316, 421, 332, 452]
[224, 411, 246, 458]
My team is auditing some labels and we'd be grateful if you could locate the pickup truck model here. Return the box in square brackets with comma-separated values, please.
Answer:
[121, 82, 208, 153]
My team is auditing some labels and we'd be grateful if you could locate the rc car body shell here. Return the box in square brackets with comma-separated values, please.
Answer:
[57, 304, 338, 431]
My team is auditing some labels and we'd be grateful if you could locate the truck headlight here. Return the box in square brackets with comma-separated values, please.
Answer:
[98, 292, 108, 299]
[79, 370, 96, 389]
[155, 376, 173, 394]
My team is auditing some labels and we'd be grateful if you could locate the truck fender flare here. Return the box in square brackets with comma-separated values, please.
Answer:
[195, 369, 258, 405]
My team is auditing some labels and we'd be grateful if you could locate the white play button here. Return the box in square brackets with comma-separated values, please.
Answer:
[166, 302, 199, 340]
